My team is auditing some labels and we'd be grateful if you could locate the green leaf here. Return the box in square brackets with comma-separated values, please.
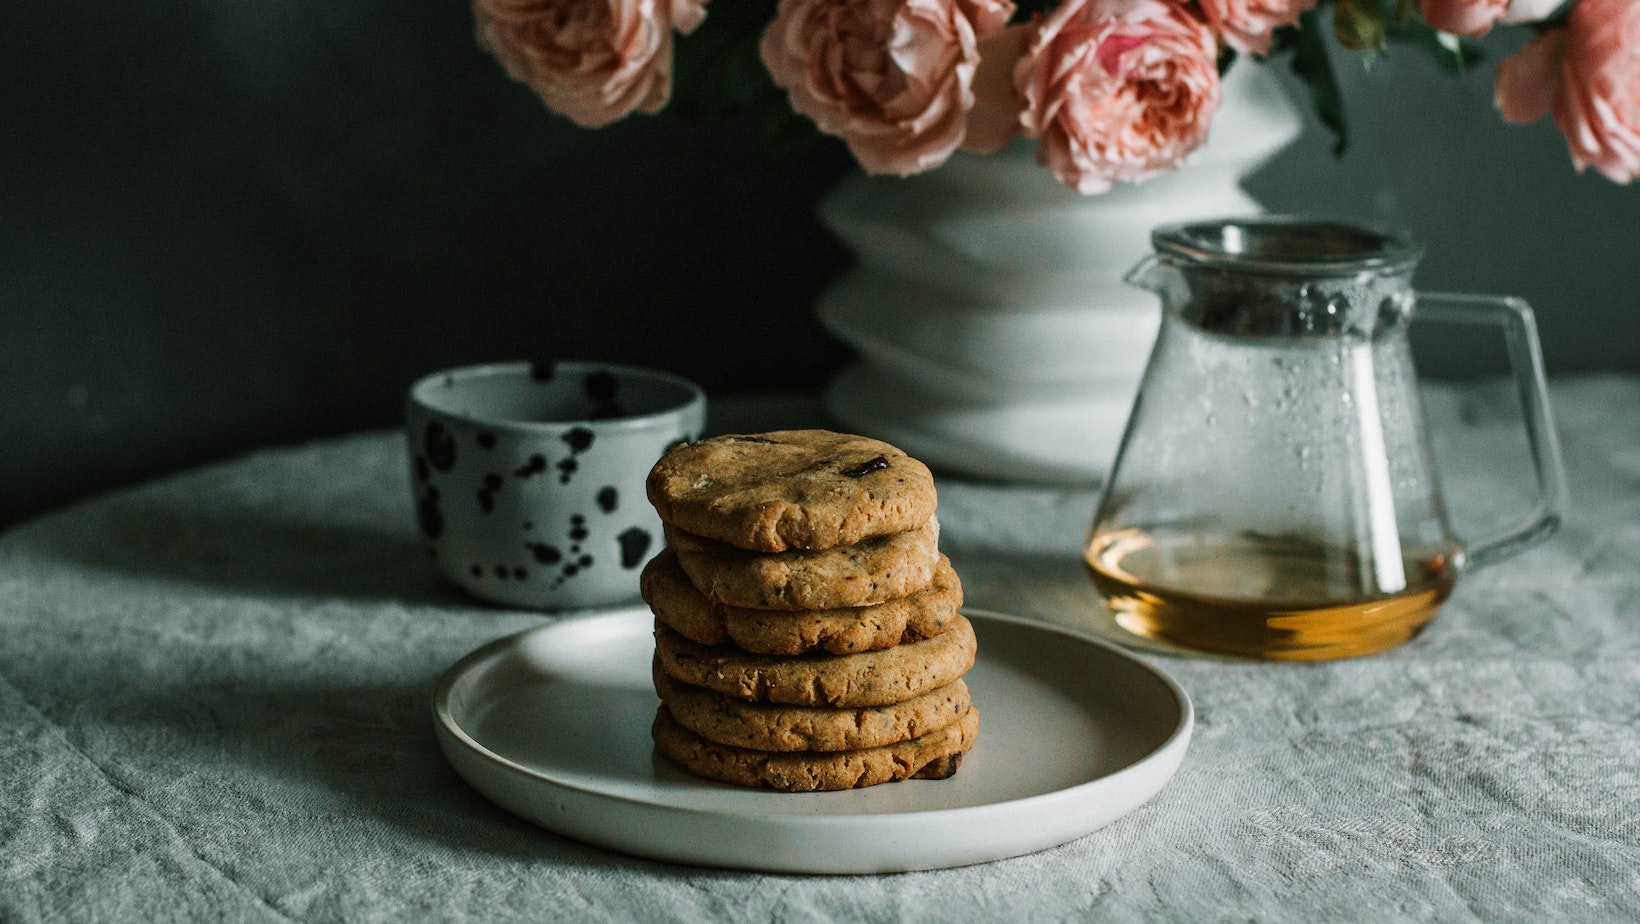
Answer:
[1264, 23, 1299, 57]
[1334, 0, 1388, 53]
[1383, 17, 1485, 73]
[1285, 12, 1349, 156]
[669, 0, 781, 117]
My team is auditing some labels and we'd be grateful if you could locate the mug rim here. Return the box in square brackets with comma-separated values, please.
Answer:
[1151, 216, 1424, 276]
[406, 360, 705, 435]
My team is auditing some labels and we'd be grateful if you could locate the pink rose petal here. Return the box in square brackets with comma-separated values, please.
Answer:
[1553, 0, 1640, 182]
[1197, 0, 1315, 55]
[1495, 28, 1564, 124]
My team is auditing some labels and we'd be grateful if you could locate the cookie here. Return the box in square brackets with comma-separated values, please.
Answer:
[664, 518, 940, 611]
[641, 548, 733, 645]
[655, 665, 973, 752]
[653, 613, 977, 708]
[645, 430, 938, 552]
[652, 703, 979, 792]
[642, 548, 963, 655]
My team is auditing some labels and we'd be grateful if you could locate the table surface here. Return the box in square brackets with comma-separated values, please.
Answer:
[2, 376, 1637, 923]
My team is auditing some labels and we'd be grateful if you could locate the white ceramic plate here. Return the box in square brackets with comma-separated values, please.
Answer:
[433, 607, 1193, 874]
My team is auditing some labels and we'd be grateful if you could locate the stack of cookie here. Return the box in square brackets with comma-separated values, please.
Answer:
[642, 430, 979, 792]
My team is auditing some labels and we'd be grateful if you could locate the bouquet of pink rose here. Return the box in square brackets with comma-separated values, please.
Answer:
[472, 0, 1638, 192]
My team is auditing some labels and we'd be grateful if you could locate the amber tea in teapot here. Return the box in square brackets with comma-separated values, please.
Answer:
[1086, 219, 1566, 661]
[1086, 528, 1460, 659]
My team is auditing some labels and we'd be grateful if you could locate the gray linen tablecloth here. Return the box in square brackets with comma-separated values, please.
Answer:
[2, 376, 1637, 922]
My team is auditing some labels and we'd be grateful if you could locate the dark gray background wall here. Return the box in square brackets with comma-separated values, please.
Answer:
[4, 2, 1638, 529]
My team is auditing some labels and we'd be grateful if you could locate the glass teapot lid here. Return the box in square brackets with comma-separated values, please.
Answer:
[1152, 217, 1423, 277]
[1133, 217, 1426, 338]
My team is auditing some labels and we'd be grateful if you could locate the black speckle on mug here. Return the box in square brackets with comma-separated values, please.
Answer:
[413, 455, 430, 483]
[416, 491, 443, 539]
[617, 527, 652, 569]
[494, 565, 509, 579]
[570, 544, 581, 554]
[569, 520, 589, 541]
[515, 454, 547, 478]
[557, 458, 578, 479]
[563, 427, 595, 454]
[522, 520, 533, 530]
[596, 487, 618, 513]
[471, 565, 483, 578]
[529, 543, 562, 565]
[513, 567, 527, 580]
[483, 473, 503, 491]
[477, 431, 497, 449]
[424, 422, 456, 472]
[564, 564, 580, 577]
[532, 361, 557, 382]
[478, 490, 495, 514]
[578, 554, 593, 568]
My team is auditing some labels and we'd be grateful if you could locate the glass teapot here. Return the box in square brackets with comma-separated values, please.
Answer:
[1086, 218, 1567, 661]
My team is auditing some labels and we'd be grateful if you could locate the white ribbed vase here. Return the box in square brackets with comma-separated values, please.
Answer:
[816, 63, 1303, 483]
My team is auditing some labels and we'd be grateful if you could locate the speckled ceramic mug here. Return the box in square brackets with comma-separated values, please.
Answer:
[405, 361, 706, 610]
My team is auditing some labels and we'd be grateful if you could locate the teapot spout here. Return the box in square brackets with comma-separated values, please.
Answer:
[1123, 255, 1170, 294]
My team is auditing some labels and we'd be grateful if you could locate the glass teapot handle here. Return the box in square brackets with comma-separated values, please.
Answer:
[1123, 254, 1167, 293]
[1413, 293, 1570, 570]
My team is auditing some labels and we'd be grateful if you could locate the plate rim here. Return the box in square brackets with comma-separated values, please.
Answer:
[433, 606, 1193, 828]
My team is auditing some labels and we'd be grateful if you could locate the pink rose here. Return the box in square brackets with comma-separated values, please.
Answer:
[1494, 27, 1564, 124]
[1196, 0, 1316, 56]
[1554, 0, 1640, 182]
[1419, 0, 1559, 37]
[475, 0, 707, 129]
[1017, 0, 1221, 194]
[760, 0, 1016, 176]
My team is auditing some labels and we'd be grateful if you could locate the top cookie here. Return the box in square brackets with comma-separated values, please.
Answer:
[646, 430, 937, 552]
